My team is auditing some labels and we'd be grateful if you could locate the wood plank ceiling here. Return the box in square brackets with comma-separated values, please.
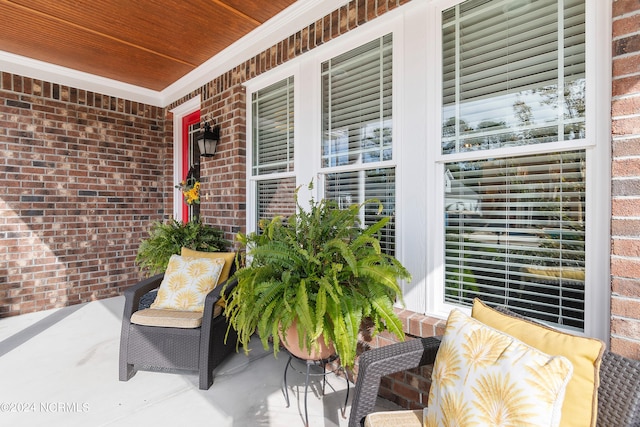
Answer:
[0, 0, 297, 91]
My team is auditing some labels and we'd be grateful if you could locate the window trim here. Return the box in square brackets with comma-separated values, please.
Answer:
[244, 64, 300, 234]
[242, 0, 610, 342]
[244, 17, 405, 235]
[427, 0, 611, 340]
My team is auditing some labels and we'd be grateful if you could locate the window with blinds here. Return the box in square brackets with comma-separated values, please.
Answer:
[321, 34, 393, 168]
[442, 0, 586, 154]
[256, 177, 297, 227]
[445, 151, 586, 329]
[441, 0, 587, 330]
[324, 168, 396, 255]
[251, 77, 296, 229]
[320, 34, 396, 255]
[252, 77, 294, 175]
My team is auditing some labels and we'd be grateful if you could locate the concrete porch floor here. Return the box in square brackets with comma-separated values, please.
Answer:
[0, 296, 396, 427]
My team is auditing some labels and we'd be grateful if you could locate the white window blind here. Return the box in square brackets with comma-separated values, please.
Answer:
[252, 76, 294, 175]
[320, 34, 396, 256]
[444, 150, 586, 329]
[442, 0, 586, 154]
[324, 168, 396, 256]
[251, 77, 296, 229]
[256, 177, 297, 227]
[321, 34, 393, 167]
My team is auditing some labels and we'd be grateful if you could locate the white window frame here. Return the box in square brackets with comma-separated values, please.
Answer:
[315, 31, 399, 259]
[242, 0, 610, 341]
[244, 16, 405, 235]
[245, 63, 301, 233]
[310, 22, 405, 266]
[426, 0, 611, 341]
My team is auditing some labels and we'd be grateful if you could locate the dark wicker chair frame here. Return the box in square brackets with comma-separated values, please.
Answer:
[349, 316, 640, 426]
[119, 267, 238, 390]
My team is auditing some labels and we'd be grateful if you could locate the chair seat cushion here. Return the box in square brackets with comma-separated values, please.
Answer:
[426, 309, 573, 427]
[364, 409, 423, 427]
[130, 305, 223, 328]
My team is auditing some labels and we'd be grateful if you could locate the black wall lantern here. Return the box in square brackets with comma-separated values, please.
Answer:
[197, 122, 220, 157]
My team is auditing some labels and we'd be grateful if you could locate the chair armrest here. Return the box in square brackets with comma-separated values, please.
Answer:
[122, 274, 164, 319]
[202, 277, 238, 322]
[597, 350, 640, 427]
[348, 336, 442, 427]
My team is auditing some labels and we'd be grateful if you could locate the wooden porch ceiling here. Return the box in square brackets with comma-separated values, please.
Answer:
[0, 0, 297, 91]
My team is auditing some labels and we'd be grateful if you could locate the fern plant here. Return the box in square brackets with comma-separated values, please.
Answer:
[223, 184, 411, 368]
[136, 218, 228, 276]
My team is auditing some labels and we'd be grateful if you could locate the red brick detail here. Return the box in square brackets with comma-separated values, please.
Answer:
[613, 35, 640, 57]
[612, 296, 640, 319]
[611, 256, 640, 278]
[611, 336, 640, 360]
[611, 316, 640, 340]
[612, 95, 640, 117]
[0, 72, 168, 316]
[613, 137, 640, 157]
[612, 219, 640, 237]
[612, 199, 640, 218]
[612, 277, 640, 298]
[612, 114, 640, 136]
[612, 238, 640, 257]
[613, 0, 640, 17]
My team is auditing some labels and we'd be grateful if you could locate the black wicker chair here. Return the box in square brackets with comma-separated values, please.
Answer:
[118, 265, 238, 390]
[349, 318, 640, 426]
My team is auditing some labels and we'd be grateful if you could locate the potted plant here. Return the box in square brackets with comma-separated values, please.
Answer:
[223, 183, 411, 368]
[136, 218, 228, 276]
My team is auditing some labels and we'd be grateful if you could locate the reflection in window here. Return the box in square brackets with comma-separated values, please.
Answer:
[256, 177, 297, 229]
[444, 150, 586, 329]
[442, 0, 586, 154]
[322, 34, 393, 167]
[325, 168, 396, 256]
[321, 33, 396, 256]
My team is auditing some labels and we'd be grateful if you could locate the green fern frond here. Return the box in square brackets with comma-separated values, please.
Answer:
[361, 214, 390, 236]
[370, 294, 405, 341]
[325, 238, 358, 274]
[224, 181, 411, 368]
[294, 279, 316, 339]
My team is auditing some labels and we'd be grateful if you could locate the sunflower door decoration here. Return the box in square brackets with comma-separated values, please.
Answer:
[176, 177, 200, 205]
[176, 166, 200, 205]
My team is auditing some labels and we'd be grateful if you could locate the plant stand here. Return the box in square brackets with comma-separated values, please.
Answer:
[282, 352, 349, 427]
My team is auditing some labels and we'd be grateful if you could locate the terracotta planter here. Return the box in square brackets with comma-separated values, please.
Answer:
[280, 321, 335, 361]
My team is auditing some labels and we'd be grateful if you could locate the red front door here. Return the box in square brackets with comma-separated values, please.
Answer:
[181, 111, 200, 221]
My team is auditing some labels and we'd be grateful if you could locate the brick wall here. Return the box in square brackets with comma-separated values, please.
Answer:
[0, 73, 169, 316]
[611, 0, 640, 359]
[1, 0, 639, 412]
[367, 310, 445, 409]
[198, 85, 248, 244]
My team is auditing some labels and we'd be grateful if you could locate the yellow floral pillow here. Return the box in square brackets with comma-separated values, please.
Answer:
[471, 298, 604, 427]
[150, 254, 225, 312]
[425, 309, 573, 427]
[180, 248, 235, 284]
